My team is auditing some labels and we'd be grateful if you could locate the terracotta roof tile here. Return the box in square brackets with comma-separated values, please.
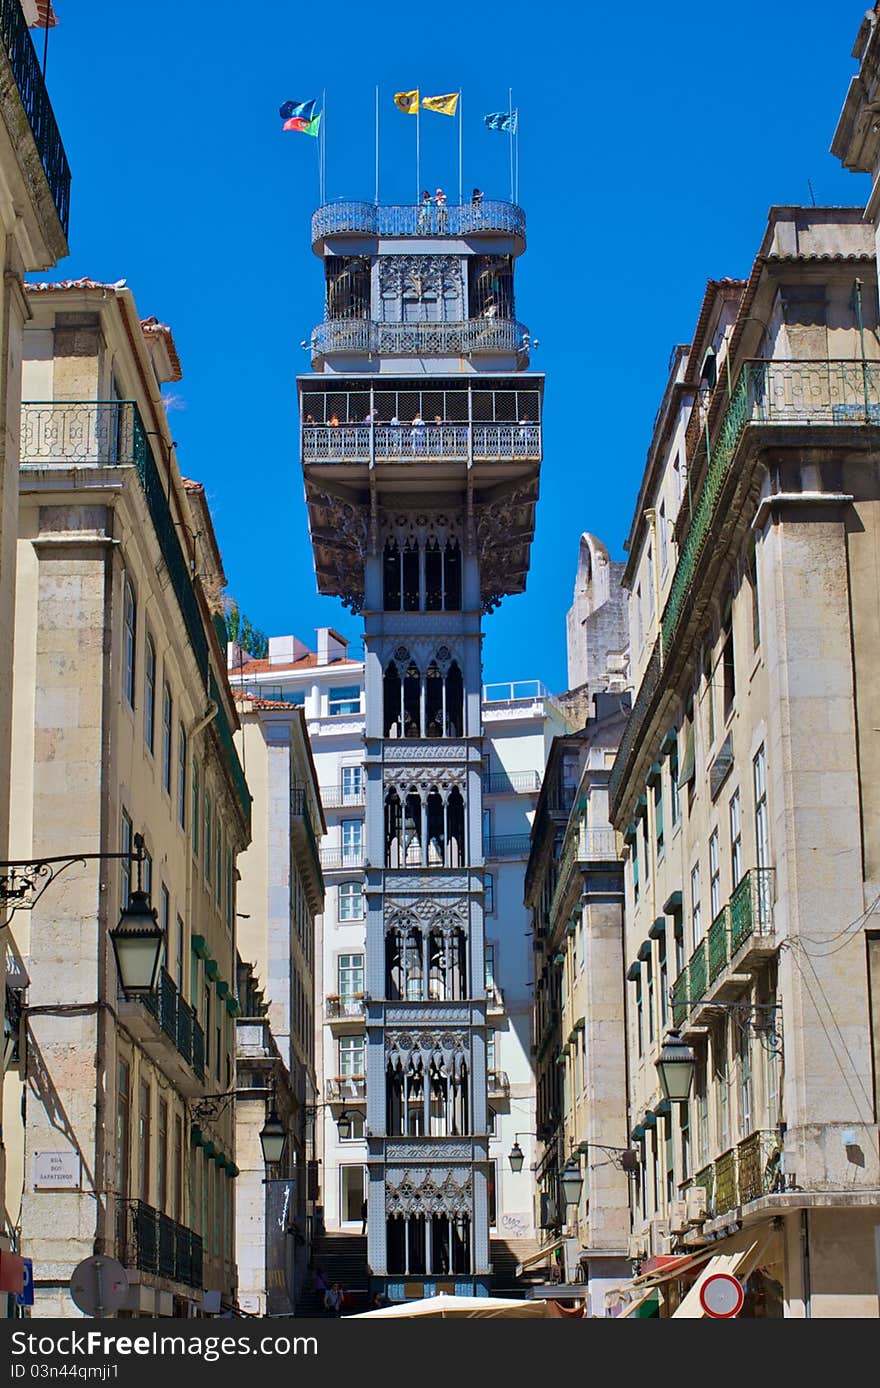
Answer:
[26, 276, 127, 293]
[181, 477, 203, 493]
[232, 691, 305, 712]
[140, 316, 183, 382]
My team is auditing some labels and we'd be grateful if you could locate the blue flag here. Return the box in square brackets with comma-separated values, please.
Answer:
[484, 110, 518, 134]
[280, 98, 317, 123]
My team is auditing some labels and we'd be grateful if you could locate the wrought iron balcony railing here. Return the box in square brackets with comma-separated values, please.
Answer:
[326, 1075, 367, 1101]
[310, 318, 529, 361]
[320, 846, 366, 871]
[672, 868, 776, 1021]
[707, 906, 730, 984]
[325, 994, 366, 1021]
[20, 401, 251, 832]
[683, 1130, 782, 1218]
[483, 834, 532, 859]
[117, 1200, 203, 1289]
[0, 0, 71, 237]
[729, 867, 775, 955]
[482, 769, 542, 794]
[141, 966, 205, 1082]
[302, 422, 541, 463]
[311, 199, 526, 245]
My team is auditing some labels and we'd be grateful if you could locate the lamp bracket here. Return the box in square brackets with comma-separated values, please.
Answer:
[0, 841, 145, 923]
[191, 1091, 237, 1123]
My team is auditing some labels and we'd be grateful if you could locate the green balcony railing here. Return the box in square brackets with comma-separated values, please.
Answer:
[688, 938, 707, 1004]
[0, 0, 71, 236]
[671, 968, 689, 1027]
[714, 1148, 738, 1215]
[737, 1129, 782, 1205]
[729, 867, 775, 954]
[707, 906, 730, 984]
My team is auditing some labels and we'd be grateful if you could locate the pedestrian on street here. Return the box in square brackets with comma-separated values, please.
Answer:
[324, 1280, 345, 1317]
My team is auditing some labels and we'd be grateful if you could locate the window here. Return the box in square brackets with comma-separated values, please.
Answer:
[215, 825, 223, 902]
[642, 813, 650, 887]
[116, 1059, 130, 1201]
[339, 880, 363, 921]
[721, 606, 735, 721]
[737, 1022, 752, 1136]
[338, 1035, 365, 1076]
[192, 759, 200, 857]
[680, 1105, 691, 1182]
[329, 685, 361, 716]
[138, 1079, 151, 1203]
[635, 585, 643, 649]
[632, 833, 640, 904]
[484, 872, 495, 915]
[754, 746, 769, 870]
[204, 788, 212, 881]
[226, 848, 234, 931]
[635, 972, 643, 1057]
[157, 1100, 168, 1213]
[691, 862, 702, 946]
[487, 1030, 497, 1072]
[664, 1114, 674, 1204]
[658, 933, 668, 1028]
[338, 953, 364, 999]
[747, 537, 761, 649]
[142, 848, 152, 901]
[177, 725, 187, 829]
[658, 502, 668, 574]
[144, 635, 156, 752]
[709, 829, 721, 919]
[120, 809, 132, 908]
[162, 684, 173, 793]
[654, 774, 664, 858]
[123, 578, 136, 709]
[484, 943, 496, 992]
[173, 1113, 183, 1222]
[674, 914, 685, 975]
[341, 765, 363, 801]
[176, 915, 184, 992]
[694, 1053, 709, 1165]
[717, 1023, 730, 1150]
[191, 948, 200, 1012]
[160, 884, 170, 970]
[703, 646, 715, 748]
[729, 789, 743, 889]
[341, 820, 362, 865]
[646, 953, 655, 1043]
[669, 733, 680, 827]
[645, 545, 655, 626]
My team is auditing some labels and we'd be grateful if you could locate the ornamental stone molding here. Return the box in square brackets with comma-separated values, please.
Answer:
[380, 639, 462, 674]
[385, 1168, 473, 1218]
[381, 510, 462, 549]
[384, 1003, 471, 1025]
[383, 895, 469, 930]
[383, 743, 468, 763]
[385, 1141, 472, 1162]
[383, 872, 470, 893]
[385, 1029, 470, 1073]
[382, 765, 467, 793]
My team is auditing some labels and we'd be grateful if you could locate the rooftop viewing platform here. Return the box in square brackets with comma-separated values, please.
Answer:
[311, 198, 526, 253]
[309, 316, 530, 365]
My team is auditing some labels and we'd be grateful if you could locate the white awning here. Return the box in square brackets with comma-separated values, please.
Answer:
[671, 1231, 775, 1318]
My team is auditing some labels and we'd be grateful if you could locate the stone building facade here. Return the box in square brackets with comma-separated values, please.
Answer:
[609, 208, 880, 1317]
[4, 281, 250, 1316]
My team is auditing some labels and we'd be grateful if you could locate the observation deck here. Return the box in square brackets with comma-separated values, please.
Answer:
[311, 199, 526, 255]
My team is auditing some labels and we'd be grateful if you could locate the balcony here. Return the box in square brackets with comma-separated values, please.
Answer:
[483, 834, 531, 860]
[302, 421, 541, 465]
[482, 770, 541, 795]
[20, 401, 251, 833]
[682, 1130, 782, 1220]
[291, 787, 324, 910]
[485, 983, 505, 1015]
[611, 359, 880, 820]
[120, 967, 205, 1094]
[487, 1069, 510, 1098]
[326, 1075, 367, 1103]
[311, 199, 526, 249]
[310, 318, 530, 363]
[320, 783, 366, 809]
[320, 846, 366, 872]
[0, 0, 70, 238]
[325, 994, 366, 1030]
[117, 1200, 203, 1290]
[674, 869, 776, 1028]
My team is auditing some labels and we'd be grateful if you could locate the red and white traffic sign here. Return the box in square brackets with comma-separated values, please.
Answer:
[699, 1272, 745, 1318]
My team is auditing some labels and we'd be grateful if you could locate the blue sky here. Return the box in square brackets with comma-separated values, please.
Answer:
[37, 0, 870, 692]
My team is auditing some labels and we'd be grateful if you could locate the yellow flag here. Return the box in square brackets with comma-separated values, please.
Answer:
[394, 90, 420, 114]
[422, 92, 459, 117]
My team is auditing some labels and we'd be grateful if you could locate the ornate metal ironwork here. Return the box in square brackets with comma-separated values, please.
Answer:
[310, 318, 530, 361]
[482, 834, 531, 859]
[0, 838, 145, 922]
[21, 401, 138, 465]
[384, 1168, 473, 1217]
[737, 1129, 783, 1204]
[714, 1148, 738, 1215]
[311, 199, 526, 245]
[482, 769, 541, 794]
[0, 0, 71, 236]
[707, 906, 730, 984]
[730, 867, 775, 953]
[117, 1199, 203, 1289]
[320, 846, 366, 871]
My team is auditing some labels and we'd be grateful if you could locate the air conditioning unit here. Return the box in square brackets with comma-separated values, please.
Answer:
[668, 1200, 688, 1235]
[649, 1216, 670, 1256]
[627, 1233, 647, 1261]
[685, 1187, 707, 1225]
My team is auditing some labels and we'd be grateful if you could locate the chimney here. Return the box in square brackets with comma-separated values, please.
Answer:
[268, 635, 311, 666]
[317, 627, 349, 666]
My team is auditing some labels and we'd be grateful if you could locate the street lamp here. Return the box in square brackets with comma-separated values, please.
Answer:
[109, 836, 163, 996]
[337, 1112, 353, 1141]
[508, 1140, 525, 1173]
[259, 1105, 287, 1166]
[655, 1028, 696, 1103]
[559, 1157, 584, 1208]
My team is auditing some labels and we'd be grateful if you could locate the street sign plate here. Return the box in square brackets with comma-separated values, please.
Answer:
[699, 1271, 745, 1318]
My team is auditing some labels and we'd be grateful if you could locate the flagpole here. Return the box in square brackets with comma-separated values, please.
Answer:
[458, 91, 463, 206]
[321, 87, 327, 203]
[514, 109, 519, 204]
[416, 99, 421, 203]
[508, 87, 514, 202]
[375, 85, 380, 205]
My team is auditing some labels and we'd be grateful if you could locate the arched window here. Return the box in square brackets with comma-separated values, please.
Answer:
[383, 539, 401, 611]
[383, 662, 402, 737]
[123, 578, 136, 708]
[144, 634, 156, 752]
[402, 540, 419, 611]
[446, 661, 463, 737]
[425, 662, 444, 737]
[384, 790, 402, 867]
[444, 539, 462, 610]
[403, 663, 420, 737]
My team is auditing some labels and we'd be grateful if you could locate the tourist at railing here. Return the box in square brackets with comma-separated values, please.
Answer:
[435, 187, 448, 232]
[417, 190, 433, 231]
